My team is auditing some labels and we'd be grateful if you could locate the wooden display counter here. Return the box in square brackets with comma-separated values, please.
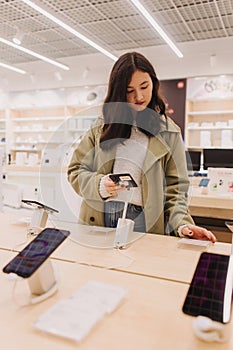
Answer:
[189, 191, 233, 242]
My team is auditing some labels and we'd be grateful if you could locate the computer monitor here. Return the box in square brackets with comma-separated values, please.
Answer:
[185, 150, 201, 171]
[203, 149, 233, 170]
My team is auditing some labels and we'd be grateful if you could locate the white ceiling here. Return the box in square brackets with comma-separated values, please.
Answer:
[0, 0, 233, 92]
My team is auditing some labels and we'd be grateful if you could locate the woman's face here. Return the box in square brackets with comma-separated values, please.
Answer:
[126, 70, 153, 112]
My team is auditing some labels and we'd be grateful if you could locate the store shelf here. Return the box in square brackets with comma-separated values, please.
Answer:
[187, 126, 233, 130]
[13, 129, 65, 133]
[12, 116, 65, 121]
[185, 98, 233, 149]
[13, 141, 61, 144]
[6, 106, 100, 166]
[187, 145, 233, 150]
[187, 109, 233, 116]
[11, 148, 40, 152]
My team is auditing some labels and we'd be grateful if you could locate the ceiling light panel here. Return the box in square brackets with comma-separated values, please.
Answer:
[47, 38, 82, 51]
[83, 14, 165, 49]
[188, 19, 227, 40]
[0, 22, 15, 39]
[82, 19, 134, 44]
[12, 17, 54, 35]
[61, 47, 94, 57]
[21, 41, 59, 55]
[141, 0, 231, 40]
[153, 11, 194, 42]
[20, 0, 118, 60]
[0, 0, 232, 66]
[42, 0, 90, 9]
[178, 3, 218, 22]
[126, 28, 164, 45]
[223, 15, 233, 35]
[110, 41, 139, 51]
[93, 0, 139, 18]
[0, 3, 28, 22]
[0, 45, 36, 64]
[168, 0, 230, 38]
[31, 28, 68, 43]
[218, 0, 233, 16]
[98, 32, 137, 49]
[62, 7, 106, 25]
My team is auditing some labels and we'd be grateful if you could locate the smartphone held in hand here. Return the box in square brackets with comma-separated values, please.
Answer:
[109, 173, 137, 189]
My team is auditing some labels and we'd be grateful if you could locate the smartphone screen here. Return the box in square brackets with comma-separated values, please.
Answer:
[2, 228, 70, 278]
[182, 252, 232, 323]
[109, 173, 137, 188]
[198, 178, 210, 187]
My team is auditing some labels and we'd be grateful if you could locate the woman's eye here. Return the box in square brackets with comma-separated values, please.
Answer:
[127, 90, 134, 94]
[141, 85, 148, 90]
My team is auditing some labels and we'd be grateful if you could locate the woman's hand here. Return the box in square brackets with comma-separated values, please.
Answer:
[104, 176, 127, 196]
[182, 224, 217, 243]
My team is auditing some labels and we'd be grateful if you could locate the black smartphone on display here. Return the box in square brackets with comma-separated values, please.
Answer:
[182, 252, 233, 323]
[21, 200, 59, 213]
[2, 228, 70, 278]
[109, 173, 137, 189]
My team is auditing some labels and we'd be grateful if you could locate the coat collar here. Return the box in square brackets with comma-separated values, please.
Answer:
[143, 117, 180, 173]
[96, 115, 180, 174]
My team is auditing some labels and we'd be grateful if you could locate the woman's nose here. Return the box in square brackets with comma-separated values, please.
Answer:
[135, 90, 143, 101]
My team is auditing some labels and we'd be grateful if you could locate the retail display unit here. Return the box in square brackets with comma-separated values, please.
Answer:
[185, 76, 233, 150]
[1, 87, 105, 166]
[0, 87, 105, 216]
[9, 106, 66, 164]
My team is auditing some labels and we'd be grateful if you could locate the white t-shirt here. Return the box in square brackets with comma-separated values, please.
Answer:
[109, 125, 148, 206]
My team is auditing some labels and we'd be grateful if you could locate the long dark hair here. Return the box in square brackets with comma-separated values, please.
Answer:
[100, 52, 166, 149]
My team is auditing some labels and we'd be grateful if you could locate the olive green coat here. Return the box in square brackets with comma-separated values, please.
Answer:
[67, 116, 194, 236]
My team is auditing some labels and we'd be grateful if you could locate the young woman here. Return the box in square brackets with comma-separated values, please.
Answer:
[68, 52, 216, 242]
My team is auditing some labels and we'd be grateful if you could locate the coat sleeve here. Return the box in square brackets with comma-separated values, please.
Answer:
[163, 131, 194, 235]
[67, 125, 105, 201]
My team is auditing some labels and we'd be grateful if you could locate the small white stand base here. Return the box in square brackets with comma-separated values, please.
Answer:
[114, 202, 134, 249]
[114, 218, 134, 249]
[192, 316, 231, 343]
[28, 259, 58, 304]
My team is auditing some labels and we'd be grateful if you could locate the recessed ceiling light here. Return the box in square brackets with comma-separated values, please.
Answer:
[12, 28, 25, 45]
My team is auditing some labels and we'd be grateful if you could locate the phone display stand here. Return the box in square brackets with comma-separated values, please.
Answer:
[29, 208, 49, 235]
[192, 315, 231, 343]
[21, 200, 59, 235]
[114, 202, 135, 249]
[28, 259, 58, 304]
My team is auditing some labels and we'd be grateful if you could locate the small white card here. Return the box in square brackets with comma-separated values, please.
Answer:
[179, 238, 211, 247]
[33, 280, 127, 342]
